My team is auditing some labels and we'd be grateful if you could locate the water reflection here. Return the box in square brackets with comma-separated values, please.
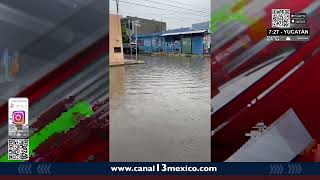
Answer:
[110, 55, 210, 162]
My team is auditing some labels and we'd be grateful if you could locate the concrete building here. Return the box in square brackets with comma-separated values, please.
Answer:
[121, 16, 166, 38]
[109, 14, 124, 66]
[192, 22, 210, 31]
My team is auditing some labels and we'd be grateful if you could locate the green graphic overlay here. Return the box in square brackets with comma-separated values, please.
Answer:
[211, 1, 255, 33]
[0, 101, 94, 162]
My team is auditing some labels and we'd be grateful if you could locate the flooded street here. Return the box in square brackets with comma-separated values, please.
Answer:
[110, 55, 210, 162]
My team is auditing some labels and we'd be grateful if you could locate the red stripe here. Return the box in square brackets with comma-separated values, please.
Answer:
[213, 49, 320, 161]
[0, 35, 108, 126]
[212, 33, 320, 130]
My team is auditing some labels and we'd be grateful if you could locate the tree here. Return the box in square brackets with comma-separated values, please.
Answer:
[121, 25, 130, 43]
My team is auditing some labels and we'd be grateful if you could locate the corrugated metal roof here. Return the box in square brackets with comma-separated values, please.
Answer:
[137, 32, 163, 38]
[164, 27, 191, 34]
[161, 29, 207, 36]
[137, 27, 209, 38]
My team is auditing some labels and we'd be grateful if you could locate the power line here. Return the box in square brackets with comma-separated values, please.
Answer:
[112, 0, 210, 18]
[113, 0, 209, 18]
[116, 15, 207, 25]
[114, 10, 209, 21]
[164, 16, 208, 21]
[111, 0, 209, 29]
[112, 11, 208, 29]
[160, 14, 209, 21]
[163, 18, 208, 24]
[139, 0, 208, 15]
[136, 10, 209, 19]
[116, 11, 209, 22]
[113, 9, 178, 16]
[164, 0, 210, 11]
[165, 0, 194, 7]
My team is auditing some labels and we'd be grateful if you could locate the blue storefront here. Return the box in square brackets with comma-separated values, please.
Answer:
[161, 29, 208, 55]
[192, 35, 203, 55]
[136, 26, 210, 55]
[136, 32, 163, 53]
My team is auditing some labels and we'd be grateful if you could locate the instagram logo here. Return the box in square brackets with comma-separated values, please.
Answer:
[12, 111, 25, 125]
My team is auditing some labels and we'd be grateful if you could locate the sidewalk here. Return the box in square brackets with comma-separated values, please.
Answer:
[110, 59, 144, 67]
[151, 52, 210, 58]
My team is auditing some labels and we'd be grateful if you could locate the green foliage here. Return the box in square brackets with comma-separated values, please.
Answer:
[0, 101, 93, 162]
[122, 25, 130, 43]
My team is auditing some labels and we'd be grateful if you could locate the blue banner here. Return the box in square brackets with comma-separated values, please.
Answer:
[0, 162, 319, 175]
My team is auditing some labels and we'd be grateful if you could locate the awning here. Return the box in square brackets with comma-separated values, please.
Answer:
[161, 29, 207, 36]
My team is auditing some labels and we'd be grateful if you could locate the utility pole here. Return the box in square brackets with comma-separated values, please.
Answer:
[129, 19, 133, 60]
[131, 20, 140, 61]
[116, 0, 119, 14]
[160, 17, 163, 52]
[135, 21, 138, 61]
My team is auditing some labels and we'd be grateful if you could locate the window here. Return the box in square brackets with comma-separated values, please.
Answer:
[114, 47, 122, 53]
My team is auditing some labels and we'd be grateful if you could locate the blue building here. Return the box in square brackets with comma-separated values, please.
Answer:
[136, 22, 210, 55]
[136, 32, 163, 53]
[161, 28, 209, 55]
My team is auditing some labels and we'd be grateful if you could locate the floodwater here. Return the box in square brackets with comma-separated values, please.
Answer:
[110, 55, 210, 162]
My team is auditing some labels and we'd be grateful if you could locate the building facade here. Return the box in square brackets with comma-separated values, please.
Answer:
[137, 32, 163, 53]
[109, 14, 124, 66]
[136, 22, 211, 55]
[121, 16, 166, 39]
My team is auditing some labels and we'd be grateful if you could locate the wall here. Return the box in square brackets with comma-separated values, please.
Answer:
[192, 22, 210, 30]
[121, 16, 166, 36]
[109, 14, 124, 66]
[192, 35, 204, 55]
[181, 36, 192, 54]
[203, 34, 211, 54]
[137, 33, 208, 54]
[138, 36, 163, 53]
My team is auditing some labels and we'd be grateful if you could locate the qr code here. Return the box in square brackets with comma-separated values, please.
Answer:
[8, 139, 29, 160]
[272, 9, 291, 28]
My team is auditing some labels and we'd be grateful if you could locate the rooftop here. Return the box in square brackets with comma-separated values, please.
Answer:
[137, 26, 209, 38]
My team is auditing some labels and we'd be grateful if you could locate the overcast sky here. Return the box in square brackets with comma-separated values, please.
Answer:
[109, 0, 210, 30]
